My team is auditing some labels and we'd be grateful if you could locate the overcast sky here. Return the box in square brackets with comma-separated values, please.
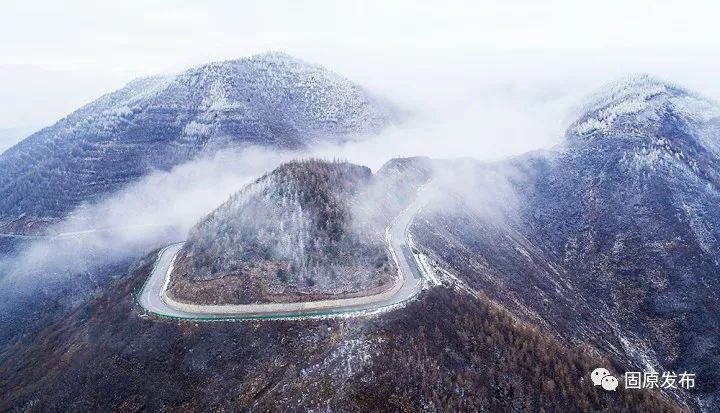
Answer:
[2, 0, 720, 147]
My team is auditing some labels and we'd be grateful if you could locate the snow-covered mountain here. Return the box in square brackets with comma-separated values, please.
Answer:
[0, 52, 394, 232]
[570, 74, 720, 177]
[0, 75, 700, 413]
[412, 75, 720, 411]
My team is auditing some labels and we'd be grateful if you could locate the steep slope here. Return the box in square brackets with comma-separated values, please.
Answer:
[0, 52, 393, 232]
[412, 75, 720, 411]
[0, 249, 683, 412]
[168, 160, 396, 304]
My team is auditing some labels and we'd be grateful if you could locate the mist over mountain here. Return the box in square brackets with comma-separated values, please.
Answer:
[0, 53, 396, 353]
[0, 52, 394, 233]
[412, 75, 720, 411]
[1, 64, 718, 412]
[4, 0, 720, 410]
[0, 153, 683, 413]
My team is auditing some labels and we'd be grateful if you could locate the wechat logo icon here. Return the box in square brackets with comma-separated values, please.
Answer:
[591, 367, 618, 391]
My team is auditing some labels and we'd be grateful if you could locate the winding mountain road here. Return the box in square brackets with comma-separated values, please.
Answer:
[137, 192, 427, 320]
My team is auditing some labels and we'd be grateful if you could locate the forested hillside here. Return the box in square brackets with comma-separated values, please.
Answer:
[0, 252, 684, 412]
[170, 160, 396, 304]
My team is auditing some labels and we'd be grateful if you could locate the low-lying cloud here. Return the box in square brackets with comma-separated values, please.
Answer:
[0, 146, 296, 288]
[313, 78, 588, 170]
[0, 76, 585, 311]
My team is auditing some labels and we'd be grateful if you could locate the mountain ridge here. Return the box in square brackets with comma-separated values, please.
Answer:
[0, 53, 394, 232]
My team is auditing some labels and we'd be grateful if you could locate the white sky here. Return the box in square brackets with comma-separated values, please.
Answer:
[2, 0, 720, 144]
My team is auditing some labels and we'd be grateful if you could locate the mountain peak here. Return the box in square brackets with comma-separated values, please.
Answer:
[249, 50, 302, 62]
[169, 159, 389, 305]
[604, 73, 672, 92]
[568, 74, 718, 138]
[583, 74, 679, 108]
[182, 52, 319, 78]
[0, 54, 394, 227]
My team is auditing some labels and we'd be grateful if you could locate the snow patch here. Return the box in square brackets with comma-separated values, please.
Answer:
[573, 98, 650, 135]
[183, 121, 213, 137]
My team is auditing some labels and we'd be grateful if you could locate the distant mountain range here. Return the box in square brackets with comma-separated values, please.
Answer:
[0, 52, 395, 233]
